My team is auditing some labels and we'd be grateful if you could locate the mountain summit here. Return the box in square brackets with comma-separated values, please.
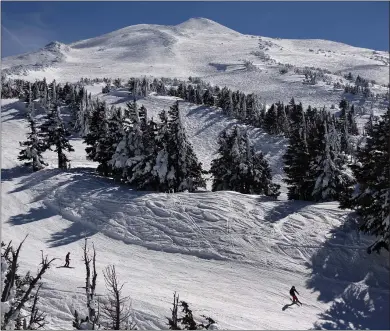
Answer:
[2, 17, 388, 89]
[175, 17, 242, 35]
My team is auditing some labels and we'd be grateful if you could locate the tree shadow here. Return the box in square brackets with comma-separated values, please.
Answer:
[313, 286, 390, 330]
[1, 100, 27, 122]
[8, 206, 57, 226]
[1, 165, 31, 182]
[186, 105, 237, 135]
[306, 214, 390, 329]
[47, 221, 97, 248]
[264, 200, 312, 223]
[9, 168, 63, 194]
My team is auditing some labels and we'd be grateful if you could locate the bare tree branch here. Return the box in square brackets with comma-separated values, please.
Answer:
[101, 265, 136, 330]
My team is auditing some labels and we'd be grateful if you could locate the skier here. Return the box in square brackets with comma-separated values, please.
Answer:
[289, 286, 301, 305]
[65, 252, 70, 267]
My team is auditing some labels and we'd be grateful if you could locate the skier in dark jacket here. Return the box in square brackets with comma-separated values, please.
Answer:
[65, 252, 70, 267]
[289, 286, 301, 305]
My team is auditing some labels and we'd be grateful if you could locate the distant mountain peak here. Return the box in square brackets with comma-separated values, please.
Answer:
[176, 17, 241, 35]
[42, 41, 70, 53]
[44, 41, 63, 49]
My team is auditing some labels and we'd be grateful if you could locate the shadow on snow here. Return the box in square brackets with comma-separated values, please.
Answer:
[305, 214, 390, 329]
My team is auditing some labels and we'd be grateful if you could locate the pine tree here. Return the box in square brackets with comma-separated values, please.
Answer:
[283, 104, 312, 200]
[264, 104, 279, 134]
[165, 101, 206, 192]
[26, 83, 35, 118]
[40, 105, 74, 169]
[211, 126, 280, 197]
[128, 115, 160, 190]
[18, 114, 47, 172]
[84, 101, 113, 176]
[109, 100, 144, 183]
[152, 110, 171, 191]
[310, 116, 354, 202]
[202, 89, 214, 107]
[340, 109, 390, 253]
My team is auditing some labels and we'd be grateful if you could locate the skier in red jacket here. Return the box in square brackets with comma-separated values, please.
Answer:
[289, 286, 302, 305]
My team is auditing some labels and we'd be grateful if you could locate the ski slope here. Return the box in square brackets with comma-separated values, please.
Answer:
[2, 90, 389, 329]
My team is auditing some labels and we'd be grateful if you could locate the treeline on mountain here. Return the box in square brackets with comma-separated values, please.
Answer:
[6, 77, 279, 197]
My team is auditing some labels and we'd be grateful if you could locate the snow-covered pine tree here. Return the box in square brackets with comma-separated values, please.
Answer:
[310, 115, 354, 202]
[239, 93, 247, 121]
[32, 82, 40, 101]
[195, 86, 203, 105]
[210, 126, 280, 197]
[283, 103, 313, 200]
[165, 101, 206, 192]
[40, 104, 74, 169]
[210, 128, 237, 191]
[129, 114, 160, 190]
[25, 83, 35, 118]
[202, 89, 214, 107]
[340, 108, 390, 253]
[141, 77, 149, 97]
[18, 113, 48, 172]
[264, 104, 279, 135]
[84, 100, 114, 176]
[347, 106, 359, 135]
[50, 80, 57, 107]
[157, 80, 167, 96]
[109, 100, 143, 183]
[251, 148, 281, 198]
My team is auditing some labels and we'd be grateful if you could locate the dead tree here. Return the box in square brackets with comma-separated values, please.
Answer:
[101, 265, 137, 330]
[24, 284, 47, 329]
[1, 236, 56, 330]
[167, 292, 180, 330]
[73, 238, 100, 330]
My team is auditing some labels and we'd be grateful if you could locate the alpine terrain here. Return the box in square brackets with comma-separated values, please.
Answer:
[1, 17, 389, 330]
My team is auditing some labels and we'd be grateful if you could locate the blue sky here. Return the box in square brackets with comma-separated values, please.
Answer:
[2, 1, 389, 57]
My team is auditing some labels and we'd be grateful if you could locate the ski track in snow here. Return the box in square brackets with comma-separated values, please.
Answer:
[2, 94, 389, 330]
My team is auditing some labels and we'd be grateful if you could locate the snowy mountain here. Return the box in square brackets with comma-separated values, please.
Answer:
[1, 17, 390, 330]
[2, 18, 389, 107]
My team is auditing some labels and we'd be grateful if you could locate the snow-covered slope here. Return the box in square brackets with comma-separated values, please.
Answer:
[2, 18, 389, 109]
[2, 87, 389, 329]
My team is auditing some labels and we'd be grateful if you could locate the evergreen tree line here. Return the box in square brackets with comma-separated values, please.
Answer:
[84, 99, 279, 196]
[13, 77, 279, 197]
[340, 108, 390, 254]
[283, 103, 355, 203]
[0, 75, 367, 145]
[284, 102, 390, 253]
[84, 99, 206, 193]
[17, 81, 77, 171]
[164, 79, 362, 143]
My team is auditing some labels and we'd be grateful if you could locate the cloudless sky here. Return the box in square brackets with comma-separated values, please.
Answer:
[2, 1, 389, 57]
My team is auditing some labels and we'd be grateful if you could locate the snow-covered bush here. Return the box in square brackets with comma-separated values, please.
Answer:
[243, 60, 257, 71]
[167, 292, 216, 330]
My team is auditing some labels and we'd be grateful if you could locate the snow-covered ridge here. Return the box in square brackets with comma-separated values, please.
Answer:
[2, 17, 389, 89]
